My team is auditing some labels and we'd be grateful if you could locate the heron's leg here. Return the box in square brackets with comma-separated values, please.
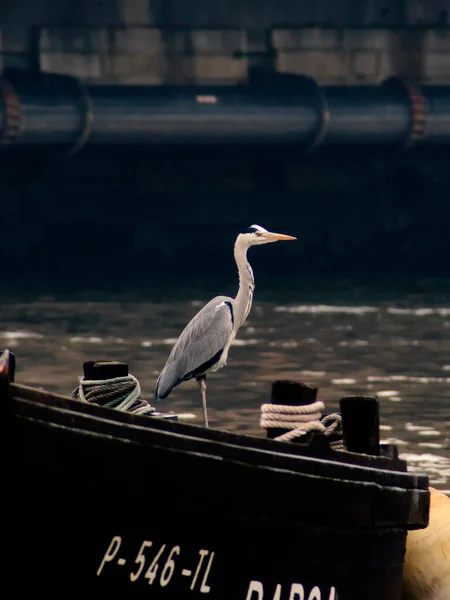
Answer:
[197, 375, 209, 428]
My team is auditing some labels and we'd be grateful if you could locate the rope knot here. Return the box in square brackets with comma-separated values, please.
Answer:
[72, 373, 155, 416]
[260, 401, 342, 444]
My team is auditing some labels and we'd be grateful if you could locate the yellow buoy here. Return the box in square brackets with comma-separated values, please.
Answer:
[403, 487, 450, 600]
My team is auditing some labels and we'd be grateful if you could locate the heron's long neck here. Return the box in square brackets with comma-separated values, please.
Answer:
[233, 239, 254, 330]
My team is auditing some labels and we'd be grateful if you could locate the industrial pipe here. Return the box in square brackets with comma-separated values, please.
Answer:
[1, 68, 450, 154]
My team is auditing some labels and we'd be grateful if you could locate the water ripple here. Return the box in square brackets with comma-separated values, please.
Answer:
[276, 304, 450, 317]
[367, 375, 450, 384]
[0, 331, 43, 340]
[399, 453, 450, 486]
[275, 305, 377, 315]
[387, 307, 450, 316]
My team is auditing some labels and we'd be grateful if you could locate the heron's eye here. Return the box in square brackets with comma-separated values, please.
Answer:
[255, 231, 262, 237]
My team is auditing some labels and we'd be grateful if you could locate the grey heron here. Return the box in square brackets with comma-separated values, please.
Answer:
[154, 224, 296, 427]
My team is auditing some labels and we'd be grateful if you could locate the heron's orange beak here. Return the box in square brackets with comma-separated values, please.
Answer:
[263, 232, 297, 241]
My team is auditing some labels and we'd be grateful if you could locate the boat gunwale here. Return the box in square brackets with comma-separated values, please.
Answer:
[8, 381, 408, 469]
[8, 382, 428, 491]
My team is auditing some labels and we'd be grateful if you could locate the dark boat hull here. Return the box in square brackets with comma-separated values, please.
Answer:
[1, 359, 429, 599]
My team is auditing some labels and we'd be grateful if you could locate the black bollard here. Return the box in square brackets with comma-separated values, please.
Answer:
[267, 380, 318, 440]
[80, 360, 179, 421]
[340, 395, 380, 455]
[83, 360, 129, 381]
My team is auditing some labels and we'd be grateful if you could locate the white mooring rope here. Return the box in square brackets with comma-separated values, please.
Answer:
[260, 401, 342, 443]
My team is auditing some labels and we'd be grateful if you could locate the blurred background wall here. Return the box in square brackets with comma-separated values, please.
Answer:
[1, 0, 450, 289]
[1, 0, 450, 84]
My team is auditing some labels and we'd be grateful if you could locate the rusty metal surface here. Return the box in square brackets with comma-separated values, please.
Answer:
[382, 77, 428, 149]
[0, 79, 21, 146]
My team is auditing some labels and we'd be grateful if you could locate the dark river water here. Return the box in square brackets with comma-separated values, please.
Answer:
[1, 281, 450, 493]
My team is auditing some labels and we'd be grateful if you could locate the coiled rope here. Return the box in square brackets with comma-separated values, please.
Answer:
[72, 374, 156, 416]
[260, 401, 343, 446]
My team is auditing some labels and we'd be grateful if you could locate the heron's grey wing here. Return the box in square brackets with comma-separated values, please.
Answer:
[155, 297, 234, 400]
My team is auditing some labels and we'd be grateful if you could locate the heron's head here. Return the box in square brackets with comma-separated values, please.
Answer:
[238, 224, 296, 247]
